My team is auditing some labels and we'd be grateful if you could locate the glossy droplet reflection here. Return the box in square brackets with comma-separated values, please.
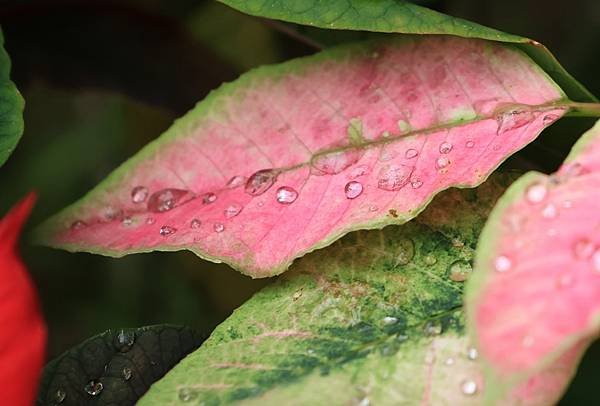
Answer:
[405, 149, 418, 159]
[224, 204, 243, 218]
[202, 192, 217, 204]
[382, 316, 398, 325]
[114, 329, 135, 352]
[311, 148, 362, 175]
[70, 220, 87, 230]
[496, 106, 535, 135]
[84, 380, 103, 396]
[439, 142, 453, 154]
[377, 164, 414, 191]
[436, 156, 450, 170]
[467, 347, 478, 360]
[541, 203, 557, 219]
[494, 255, 512, 272]
[159, 225, 177, 237]
[131, 186, 149, 204]
[122, 367, 132, 381]
[245, 169, 278, 196]
[465, 140, 475, 148]
[461, 379, 478, 396]
[525, 182, 547, 204]
[190, 219, 201, 229]
[276, 186, 298, 204]
[226, 175, 246, 188]
[147, 188, 194, 213]
[54, 389, 66, 404]
[214, 223, 225, 233]
[449, 260, 472, 282]
[345, 181, 363, 199]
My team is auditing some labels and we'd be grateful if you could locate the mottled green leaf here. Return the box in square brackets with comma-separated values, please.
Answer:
[36, 325, 204, 406]
[0, 27, 24, 167]
[139, 175, 575, 405]
[218, 0, 596, 102]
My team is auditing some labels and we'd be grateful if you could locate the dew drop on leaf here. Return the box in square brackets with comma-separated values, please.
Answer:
[405, 148, 418, 159]
[460, 379, 478, 396]
[245, 169, 279, 196]
[276, 186, 298, 204]
[226, 175, 246, 188]
[345, 181, 363, 199]
[310, 148, 362, 175]
[214, 223, 225, 233]
[449, 259, 472, 282]
[445, 357, 455, 366]
[178, 387, 198, 402]
[84, 380, 103, 396]
[496, 107, 535, 135]
[131, 186, 149, 204]
[467, 347, 478, 360]
[436, 156, 451, 170]
[114, 329, 135, 352]
[541, 203, 557, 219]
[190, 219, 201, 229]
[147, 188, 194, 213]
[122, 367, 132, 381]
[424, 255, 437, 265]
[224, 204, 243, 218]
[439, 142, 453, 154]
[423, 320, 443, 336]
[382, 316, 398, 325]
[54, 389, 66, 404]
[494, 255, 512, 272]
[465, 140, 475, 148]
[146, 217, 155, 225]
[525, 182, 548, 204]
[70, 220, 87, 230]
[377, 164, 414, 191]
[121, 216, 133, 226]
[159, 225, 177, 237]
[411, 179, 423, 189]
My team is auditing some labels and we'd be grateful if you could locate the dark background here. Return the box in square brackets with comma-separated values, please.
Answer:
[0, 0, 598, 403]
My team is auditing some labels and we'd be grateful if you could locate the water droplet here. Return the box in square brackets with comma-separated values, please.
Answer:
[449, 260, 472, 282]
[382, 316, 398, 325]
[70, 220, 87, 230]
[445, 357, 455, 366]
[494, 255, 512, 272]
[114, 329, 135, 352]
[541, 203, 557, 219]
[311, 148, 363, 175]
[224, 204, 243, 218]
[84, 380, 103, 396]
[460, 379, 478, 396]
[245, 169, 279, 196]
[178, 387, 198, 402]
[102, 207, 123, 221]
[436, 156, 451, 170]
[424, 320, 443, 336]
[467, 347, 478, 360]
[573, 238, 595, 259]
[394, 238, 415, 266]
[202, 192, 217, 204]
[131, 186, 148, 204]
[405, 149, 418, 159]
[147, 188, 194, 213]
[496, 106, 535, 135]
[377, 164, 414, 191]
[276, 186, 298, 204]
[54, 389, 66, 404]
[345, 181, 363, 199]
[369, 205, 378, 212]
[411, 179, 423, 189]
[159, 225, 177, 237]
[525, 182, 547, 204]
[122, 367, 132, 381]
[121, 216, 133, 226]
[439, 142, 453, 154]
[226, 175, 246, 188]
[146, 217, 155, 225]
[349, 165, 369, 179]
[357, 397, 370, 406]
[543, 114, 559, 125]
[424, 255, 437, 265]
[465, 140, 475, 148]
[592, 250, 600, 273]
[214, 223, 225, 233]
[190, 219, 201, 229]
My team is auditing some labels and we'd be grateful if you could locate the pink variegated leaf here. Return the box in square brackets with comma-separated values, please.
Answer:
[466, 119, 600, 402]
[38, 36, 569, 277]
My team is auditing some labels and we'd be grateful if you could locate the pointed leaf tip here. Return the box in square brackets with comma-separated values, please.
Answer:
[466, 119, 600, 402]
[39, 36, 568, 277]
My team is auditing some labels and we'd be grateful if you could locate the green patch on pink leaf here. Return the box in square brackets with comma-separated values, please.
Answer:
[466, 119, 600, 403]
[37, 36, 569, 277]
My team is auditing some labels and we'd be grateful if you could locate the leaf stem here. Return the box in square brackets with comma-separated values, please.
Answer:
[565, 102, 600, 118]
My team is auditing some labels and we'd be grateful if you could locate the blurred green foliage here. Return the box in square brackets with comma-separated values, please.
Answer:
[0, 0, 598, 403]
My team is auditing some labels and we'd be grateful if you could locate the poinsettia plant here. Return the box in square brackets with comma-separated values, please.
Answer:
[3, 0, 600, 405]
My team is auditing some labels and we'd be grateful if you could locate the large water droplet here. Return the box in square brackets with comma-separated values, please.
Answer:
[224, 204, 243, 218]
[525, 182, 547, 204]
[245, 169, 279, 196]
[436, 156, 450, 170]
[70, 220, 87, 230]
[54, 389, 66, 404]
[496, 106, 535, 135]
[114, 329, 135, 352]
[494, 255, 512, 272]
[311, 148, 363, 175]
[178, 387, 198, 402]
[405, 148, 418, 159]
[460, 379, 478, 396]
[202, 192, 217, 204]
[439, 142, 453, 154]
[159, 225, 177, 237]
[449, 260, 472, 282]
[573, 238, 595, 260]
[131, 186, 148, 204]
[84, 380, 103, 396]
[122, 367, 132, 381]
[345, 181, 363, 199]
[190, 219, 201, 229]
[214, 223, 225, 233]
[276, 186, 298, 204]
[147, 189, 194, 213]
[226, 175, 246, 188]
[377, 164, 414, 191]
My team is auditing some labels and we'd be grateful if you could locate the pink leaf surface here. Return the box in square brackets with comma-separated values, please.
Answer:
[38, 36, 567, 276]
[466, 119, 600, 402]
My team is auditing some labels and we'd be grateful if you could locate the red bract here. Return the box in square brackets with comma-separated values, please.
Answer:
[0, 193, 46, 406]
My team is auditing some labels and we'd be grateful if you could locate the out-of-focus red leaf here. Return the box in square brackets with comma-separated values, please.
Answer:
[0, 193, 46, 406]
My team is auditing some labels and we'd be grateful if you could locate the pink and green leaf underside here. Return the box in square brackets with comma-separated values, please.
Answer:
[38, 36, 566, 277]
[466, 119, 600, 401]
